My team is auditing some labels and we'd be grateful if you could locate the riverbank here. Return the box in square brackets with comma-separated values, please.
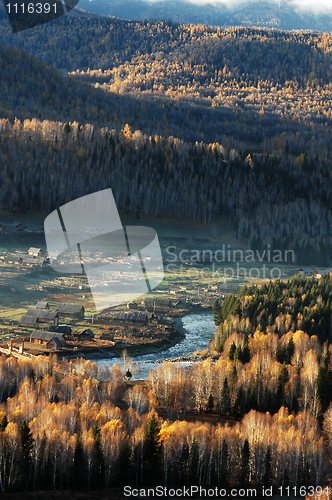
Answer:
[63, 320, 187, 361]
[92, 313, 216, 379]
[57, 304, 212, 361]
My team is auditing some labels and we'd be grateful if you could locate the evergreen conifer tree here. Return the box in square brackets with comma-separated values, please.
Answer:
[73, 434, 86, 489]
[239, 439, 250, 485]
[143, 413, 162, 484]
[219, 377, 231, 418]
[0, 414, 8, 431]
[263, 447, 273, 486]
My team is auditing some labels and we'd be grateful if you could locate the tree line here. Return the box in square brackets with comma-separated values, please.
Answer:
[1, 116, 332, 264]
[214, 275, 332, 344]
[2, 25, 332, 264]
[1, 273, 332, 491]
[0, 354, 330, 491]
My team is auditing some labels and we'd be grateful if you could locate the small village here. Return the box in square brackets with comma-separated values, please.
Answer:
[0, 241, 234, 361]
[0, 239, 331, 361]
[0, 298, 182, 357]
[0, 289, 216, 359]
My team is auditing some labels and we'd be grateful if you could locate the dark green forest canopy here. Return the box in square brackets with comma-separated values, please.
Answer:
[214, 274, 332, 343]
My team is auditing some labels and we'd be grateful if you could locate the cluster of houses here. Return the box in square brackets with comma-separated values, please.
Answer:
[127, 297, 191, 312]
[29, 327, 94, 349]
[299, 267, 332, 278]
[18, 301, 89, 350]
[6, 247, 47, 267]
[112, 311, 149, 326]
[19, 301, 85, 329]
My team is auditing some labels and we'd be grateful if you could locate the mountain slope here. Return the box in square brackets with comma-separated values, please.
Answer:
[0, 41, 258, 145]
[2, 16, 332, 147]
[1, 39, 332, 263]
[78, 0, 332, 31]
[1, 0, 332, 32]
[0, 43, 129, 125]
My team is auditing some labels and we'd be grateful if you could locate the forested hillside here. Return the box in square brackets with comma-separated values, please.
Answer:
[2, 19, 332, 263]
[0, 44, 125, 125]
[78, 0, 332, 32]
[214, 275, 332, 348]
[207, 274, 332, 418]
[0, 349, 330, 491]
[3, 0, 332, 32]
[1, 281, 332, 491]
[1, 115, 332, 263]
[2, 17, 332, 144]
[0, 41, 254, 144]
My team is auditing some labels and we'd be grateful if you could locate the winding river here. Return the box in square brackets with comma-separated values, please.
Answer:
[96, 313, 215, 379]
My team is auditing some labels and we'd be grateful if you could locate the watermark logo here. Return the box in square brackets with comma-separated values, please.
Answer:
[3, 0, 79, 33]
[164, 245, 295, 281]
[44, 188, 164, 311]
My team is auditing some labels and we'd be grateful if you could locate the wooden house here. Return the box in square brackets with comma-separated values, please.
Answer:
[36, 301, 50, 310]
[15, 254, 45, 266]
[77, 329, 94, 341]
[30, 330, 65, 349]
[55, 303, 85, 319]
[112, 311, 148, 326]
[299, 267, 314, 277]
[28, 247, 42, 257]
[19, 309, 59, 328]
[141, 297, 173, 310]
[49, 325, 72, 335]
